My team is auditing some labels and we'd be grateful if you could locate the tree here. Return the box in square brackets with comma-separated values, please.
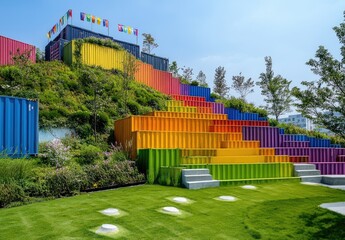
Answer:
[169, 61, 180, 78]
[292, 11, 345, 139]
[122, 51, 139, 116]
[213, 66, 229, 98]
[196, 70, 208, 87]
[180, 66, 193, 84]
[256, 56, 292, 121]
[142, 33, 158, 54]
[231, 72, 254, 101]
[36, 48, 45, 63]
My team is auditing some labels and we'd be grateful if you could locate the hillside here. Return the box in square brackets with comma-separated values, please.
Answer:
[0, 61, 169, 141]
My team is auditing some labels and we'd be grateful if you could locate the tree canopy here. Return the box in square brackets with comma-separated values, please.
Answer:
[293, 11, 345, 139]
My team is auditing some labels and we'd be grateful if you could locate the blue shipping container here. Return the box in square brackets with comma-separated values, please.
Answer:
[189, 85, 211, 101]
[0, 96, 39, 157]
[141, 52, 169, 71]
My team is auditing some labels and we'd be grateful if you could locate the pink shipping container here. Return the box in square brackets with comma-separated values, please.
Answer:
[0, 35, 36, 65]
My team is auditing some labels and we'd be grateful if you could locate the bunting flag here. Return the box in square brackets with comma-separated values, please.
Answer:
[128, 27, 132, 34]
[103, 19, 109, 27]
[118, 24, 123, 32]
[92, 15, 95, 23]
[118, 24, 139, 37]
[86, 14, 91, 22]
[80, 12, 85, 21]
[97, 17, 101, 25]
[47, 9, 72, 39]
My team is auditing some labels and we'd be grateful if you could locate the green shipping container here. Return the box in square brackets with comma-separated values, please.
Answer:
[137, 149, 181, 184]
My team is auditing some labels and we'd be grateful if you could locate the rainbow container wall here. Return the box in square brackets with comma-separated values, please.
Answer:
[0, 96, 39, 157]
[0, 35, 36, 65]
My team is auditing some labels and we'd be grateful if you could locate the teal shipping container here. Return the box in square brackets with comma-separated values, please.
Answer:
[0, 96, 39, 157]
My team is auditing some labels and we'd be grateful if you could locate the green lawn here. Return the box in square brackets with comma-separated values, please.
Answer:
[1, 182, 345, 239]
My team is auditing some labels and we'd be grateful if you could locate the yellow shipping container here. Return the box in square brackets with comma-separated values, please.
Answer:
[166, 100, 184, 107]
[259, 148, 276, 156]
[181, 156, 211, 165]
[264, 156, 290, 163]
[167, 106, 197, 113]
[210, 156, 265, 164]
[221, 141, 260, 148]
[145, 111, 228, 120]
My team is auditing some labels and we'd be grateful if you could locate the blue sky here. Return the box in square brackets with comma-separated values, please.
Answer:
[1, 0, 344, 115]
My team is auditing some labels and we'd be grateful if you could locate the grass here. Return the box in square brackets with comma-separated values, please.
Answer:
[0, 182, 345, 239]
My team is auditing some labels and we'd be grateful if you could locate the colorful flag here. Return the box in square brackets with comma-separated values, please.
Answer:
[80, 12, 85, 21]
[103, 19, 109, 27]
[128, 27, 132, 34]
[53, 24, 57, 33]
[97, 17, 101, 25]
[92, 16, 95, 23]
[47, 32, 50, 39]
[68, 9, 72, 18]
[123, 26, 128, 33]
[134, 28, 138, 36]
[118, 24, 123, 32]
[86, 14, 91, 22]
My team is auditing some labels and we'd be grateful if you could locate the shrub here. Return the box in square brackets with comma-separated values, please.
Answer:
[0, 159, 35, 184]
[0, 182, 26, 208]
[44, 166, 86, 197]
[39, 139, 71, 168]
[76, 144, 102, 165]
[83, 160, 145, 189]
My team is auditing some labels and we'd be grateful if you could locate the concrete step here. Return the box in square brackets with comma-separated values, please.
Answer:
[294, 164, 316, 171]
[182, 169, 209, 176]
[186, 180, 220, 190]
[322, 175, 345, 185]
[295, 169, 321, 176]
[183, 174, 213, 182]
[300, 175, 322, 183]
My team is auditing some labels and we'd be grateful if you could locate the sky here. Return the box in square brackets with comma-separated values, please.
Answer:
[1, 0, 344, 116]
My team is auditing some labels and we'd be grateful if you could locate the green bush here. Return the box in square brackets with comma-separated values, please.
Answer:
[83, 160, 145, 189]
[76, 144, 102, 165]
[0, 159, 34, 184]
[0, 182, 26, 208]
[44, 166, 86, 197]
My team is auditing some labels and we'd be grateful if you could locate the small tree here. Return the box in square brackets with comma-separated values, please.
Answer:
[257, 56, 292, 121]
[36, 48, 45, 63]
[213, 66, 229, 98]
[196, 70, 208, 87]
[231, 72, 254, 101]
[122, 52, 139, 115]
[169, 61, 180, 78]
[180, 66, 194, 84]
[142, 33, 158, 54]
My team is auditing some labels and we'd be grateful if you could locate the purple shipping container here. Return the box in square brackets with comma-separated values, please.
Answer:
[0, 35, 36, 65]
[309, 148, 334, 162]
[180, 84, 190, 96]
[212, 102, 225, 114]
[314, 162, 345, 175]
[242, 126, 281, 147]
[275, 147, 310, 156]
[281, 141, 310, 148]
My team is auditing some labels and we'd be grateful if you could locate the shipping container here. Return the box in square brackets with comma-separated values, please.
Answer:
[137, 148, 181, 184]
[275, 147, 310, 156]
[189, 85, 212, 101]
[181, 163, 294, 180]
[221, 140, 260, 148]
[48, 39, 69, 61]
[180, 84, 190, 96]
[141, 52, 169, 71]
[242, 126, 281, 147]
[172, 95, 205, 102]
[145, 111, 228, 120]
[0, 96, 39, 157]
[308, 148, 334, 162]
[314, 162, 345, 175]
[0, 35, 36, 65]
[281, 141, 310, 147]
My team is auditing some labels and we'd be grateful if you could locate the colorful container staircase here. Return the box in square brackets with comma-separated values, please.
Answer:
[62, 40, 345, 189]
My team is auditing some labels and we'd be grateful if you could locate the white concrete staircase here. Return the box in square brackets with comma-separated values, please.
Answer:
[294, 164, 322, 183]
[182, 169, 220, 189]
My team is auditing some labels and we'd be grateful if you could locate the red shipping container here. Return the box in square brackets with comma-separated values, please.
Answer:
[0, 35, 36, 65]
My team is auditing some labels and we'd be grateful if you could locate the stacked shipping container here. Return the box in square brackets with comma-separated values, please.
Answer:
[0, 35, 36, 65]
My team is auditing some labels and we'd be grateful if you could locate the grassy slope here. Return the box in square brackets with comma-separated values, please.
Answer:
[0, 182, 345, 239]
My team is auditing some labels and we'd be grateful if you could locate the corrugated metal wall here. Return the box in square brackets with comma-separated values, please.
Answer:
[0, 35, 36, 65]
[141, 52, 169, 71]
[0, 96, 39, 157]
